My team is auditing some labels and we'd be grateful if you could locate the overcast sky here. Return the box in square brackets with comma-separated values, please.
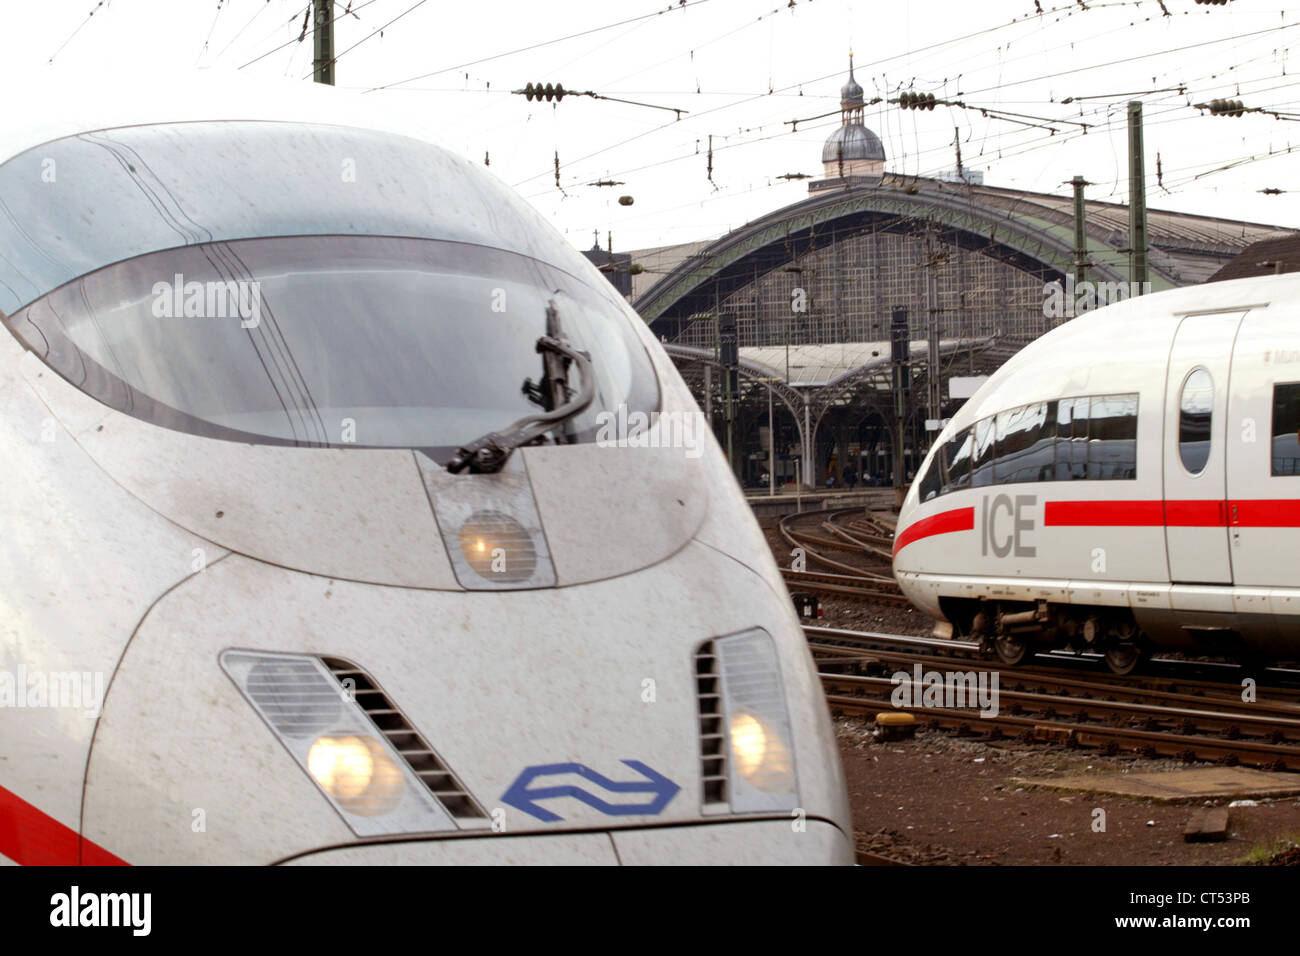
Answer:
[4, 0, 1297, 251]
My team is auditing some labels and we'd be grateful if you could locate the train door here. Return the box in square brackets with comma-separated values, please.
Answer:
[1225, 306, 1300, 591]
[1162, 310, 1247, 584]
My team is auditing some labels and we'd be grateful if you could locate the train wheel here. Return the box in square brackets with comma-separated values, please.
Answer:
[993, 633, 1032, 666]
[1103, 643, 1145, 676]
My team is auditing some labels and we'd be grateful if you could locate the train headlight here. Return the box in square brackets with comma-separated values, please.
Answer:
[458, 510, 538, 583]
[221, 651, 457, 836]
[729, 713, 793, 791]
[307, 735, 405, 816]
[714, 629, 799, 812]
[417, 453, 557, 590]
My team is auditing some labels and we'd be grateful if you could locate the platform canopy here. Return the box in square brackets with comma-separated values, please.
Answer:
[665, 336, 1018, 485]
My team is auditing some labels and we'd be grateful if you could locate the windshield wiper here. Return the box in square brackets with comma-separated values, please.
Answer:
[446, 299, 594, 474]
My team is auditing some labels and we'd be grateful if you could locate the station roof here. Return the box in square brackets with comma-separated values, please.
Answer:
[628, 239, 711, 300]
[666, 337, 1007, 389]
[1208, 233, 1300, 282]
[742, 341, 966, 387]
[629, 175, 1297, 319]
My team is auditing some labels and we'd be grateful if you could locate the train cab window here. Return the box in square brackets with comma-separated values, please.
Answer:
[994, 401, 1054, 484]
[0, 122, 661, 454]
[940, 428, 973, 494]
[1178, 370, 1213, 476]
[5, 236, 659, 452]
[1272, 382, 1300, 476]
[1088, 394, 1139, 479]
[970, 417, 996, 487]
[1055, 398, 1088, 480]
[918, 453, 943, 502]
[920, 391, 1138, 499]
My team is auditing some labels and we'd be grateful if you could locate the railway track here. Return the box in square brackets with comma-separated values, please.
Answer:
[777, 508, 906, 603]
[781, 569, 909, 606]
[808, 625, 1300, 772]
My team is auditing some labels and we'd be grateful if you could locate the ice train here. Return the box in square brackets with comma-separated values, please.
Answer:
[0, 76, 851, 864]
[894, 273, 1300, 673]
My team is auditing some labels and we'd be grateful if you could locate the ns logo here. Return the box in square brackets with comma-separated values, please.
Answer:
[981, 493, 1037, 558]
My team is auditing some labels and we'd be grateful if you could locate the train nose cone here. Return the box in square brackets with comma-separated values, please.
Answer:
[21, 352, 710, 589]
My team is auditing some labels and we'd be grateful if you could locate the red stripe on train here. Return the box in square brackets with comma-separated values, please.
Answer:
[894, 497, 1300, 557]
[1046, 499, 1300, 528]
[1232, 499, 1300, 527]
[1166, 500, 1227, 527]
[1044, 500, 1165, 526]
[892, 506, 975, 556]
[0, 783, 128, 866]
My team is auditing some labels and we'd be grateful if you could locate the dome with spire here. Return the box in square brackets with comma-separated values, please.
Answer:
[813, 54, 885, 188]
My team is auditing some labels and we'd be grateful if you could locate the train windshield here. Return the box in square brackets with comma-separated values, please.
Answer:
[5, 235, 659, 451]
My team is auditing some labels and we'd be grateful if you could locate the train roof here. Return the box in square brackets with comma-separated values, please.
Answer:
[0, 68, 609, 317]
[0, 67, 430, 165]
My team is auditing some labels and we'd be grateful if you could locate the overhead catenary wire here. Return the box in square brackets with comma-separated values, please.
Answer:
[363, 0, 722, 93]
[239, 0, 386, 70]
[47, 0, 109, 64]
[211, 0, 1297, 248]
[196, 0, 228, 66]
[958, 19, 1300, 99]
[366, 0, 1163, 187]
[549, 44, 1300, 207]
[301, 0, 433, 80]
[532, 87, 1294, 248]
[510, 8, 1298, 190]
[211, 0, 279, 62]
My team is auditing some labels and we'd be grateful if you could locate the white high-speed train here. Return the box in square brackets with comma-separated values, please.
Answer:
[0, 77, 851, 865]
[894, 273, 1300, 673]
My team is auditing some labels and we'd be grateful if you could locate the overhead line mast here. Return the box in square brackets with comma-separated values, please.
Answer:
[313, 0, 335, 85]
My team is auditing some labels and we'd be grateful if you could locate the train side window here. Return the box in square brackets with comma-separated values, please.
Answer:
[1055, 398, 1088, 480]
[1271, 382, 1300, 476]
[1089, 393, 1139, 479]
[942, 428, 973, 493]
[994, 401, 1054, 484]
[970, 417, 995, 487]
[1178, 371, 1213, 476]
